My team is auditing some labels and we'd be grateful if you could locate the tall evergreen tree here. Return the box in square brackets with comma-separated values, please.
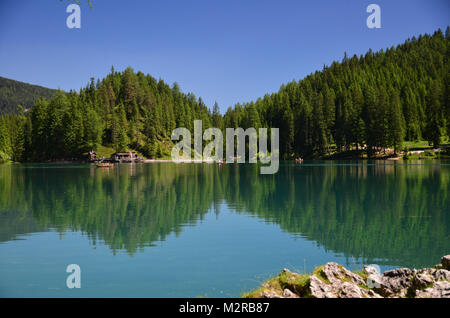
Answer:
[388, 90, 406, 154]
[0, 116, 11, 160]
[425, 80, 444, 147]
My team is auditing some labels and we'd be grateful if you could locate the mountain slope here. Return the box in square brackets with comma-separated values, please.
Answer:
[0, 28, 449, 161]
[0, 76, 57, 114]
[223, 28, 449, 158]
[0, 67, 214, 161]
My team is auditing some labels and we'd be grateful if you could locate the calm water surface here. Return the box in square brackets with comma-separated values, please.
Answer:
[0, 161, 449, 297]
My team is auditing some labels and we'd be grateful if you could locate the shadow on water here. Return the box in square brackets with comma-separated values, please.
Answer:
[0, 161, 448, 268]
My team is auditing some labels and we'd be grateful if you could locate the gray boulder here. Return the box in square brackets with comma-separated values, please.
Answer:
[309, 262, 381, 298]
[434, 269, 450, 281]
[415, 281, 450, 298]
[283, 288, 299, 298]
[412, 272, 434, 290]
[381, 268, 413, 295]
[261, 290, 282, 298]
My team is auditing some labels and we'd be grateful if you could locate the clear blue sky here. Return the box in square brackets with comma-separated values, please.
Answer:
[0, 0, 448, 113]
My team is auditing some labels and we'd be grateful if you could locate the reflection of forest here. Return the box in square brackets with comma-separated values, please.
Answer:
[0, 162, 448, 267]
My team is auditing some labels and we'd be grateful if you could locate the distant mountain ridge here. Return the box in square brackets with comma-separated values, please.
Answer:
[0, 76, 58, 114]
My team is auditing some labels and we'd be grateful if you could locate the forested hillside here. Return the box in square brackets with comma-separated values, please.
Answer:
[222, 28, 449, 158]
[0, 67, 214, 162]
[0, 28, 448, 162]
[0, 77, 57, 114]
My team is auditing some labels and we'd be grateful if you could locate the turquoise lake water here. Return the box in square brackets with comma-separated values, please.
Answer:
[0, 161, 448, 297]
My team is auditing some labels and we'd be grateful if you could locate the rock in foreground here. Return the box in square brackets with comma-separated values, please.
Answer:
[243, 255, 450, 298]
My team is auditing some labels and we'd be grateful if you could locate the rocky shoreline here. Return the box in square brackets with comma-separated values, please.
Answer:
[243, 255, 450, 298]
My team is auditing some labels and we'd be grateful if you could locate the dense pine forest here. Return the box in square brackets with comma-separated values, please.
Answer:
[0, 68, 214, 162]
[221, 27, 449, 158]
[0, 28, 449, 162]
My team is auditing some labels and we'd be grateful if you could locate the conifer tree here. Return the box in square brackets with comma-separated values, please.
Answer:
[388, 90, 405, 154]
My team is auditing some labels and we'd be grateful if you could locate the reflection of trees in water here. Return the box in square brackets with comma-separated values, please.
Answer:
[0, 163, 448, 267]
[224, 163, 449, 268]
[0, 164, 218, 255]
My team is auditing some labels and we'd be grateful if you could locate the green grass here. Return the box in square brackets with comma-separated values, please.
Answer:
[402, 148, 450, 160]
[312, 266, 331, 284]
[242, 266, 378, 298]
[95, 145, 116, 158]
[402, 137, 450, 160]
[353, 269, 369, 281]
[402, 140, 431, 149]
[403, 136, 449, 150]
[242, 270, 313, 298]
[279, 271, 311, 297]
[279, 271, 310, 287]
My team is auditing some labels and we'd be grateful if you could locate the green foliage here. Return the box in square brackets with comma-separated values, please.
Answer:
[0, 29, 448, 161]
[223, 28, 448, 158]
[313, 266, 331, 284]
[0, 67, 213, 161]
[0, 116, 11, 158]
[0, 76, 57, 114]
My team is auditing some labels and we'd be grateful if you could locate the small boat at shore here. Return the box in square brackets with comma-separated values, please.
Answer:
[96, 162, 114, 168]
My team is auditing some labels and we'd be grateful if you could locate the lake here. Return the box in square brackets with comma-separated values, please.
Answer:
[0, 161, 449, 297]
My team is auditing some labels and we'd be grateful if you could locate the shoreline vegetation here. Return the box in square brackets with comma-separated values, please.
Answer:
[0, 28, 449, 164]
[1, 140, 449, 164]
[242, 255, 450, 298]
[1, 152, 449, 164]
[2, 150, 450, 163]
